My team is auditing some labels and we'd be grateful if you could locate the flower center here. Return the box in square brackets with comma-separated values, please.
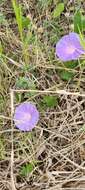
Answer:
[17, 113, 32, 125]
[23, 113, 31, 121]
[66, 45, 76, 54]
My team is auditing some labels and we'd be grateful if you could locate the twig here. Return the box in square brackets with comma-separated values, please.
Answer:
[12, 89, 85, 97]
[10, 89, 16, 190]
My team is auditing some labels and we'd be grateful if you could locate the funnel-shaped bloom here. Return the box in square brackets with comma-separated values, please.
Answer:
[56, 32, 85, 61]
[14, 102, 39, 131]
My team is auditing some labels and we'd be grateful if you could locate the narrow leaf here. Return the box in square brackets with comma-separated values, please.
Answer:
[74, 10, 82, 33]
[53, 3, 64, 18]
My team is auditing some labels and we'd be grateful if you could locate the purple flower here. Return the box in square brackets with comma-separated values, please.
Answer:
[56, 32, 85, 61]
[14, 102, 39, 131]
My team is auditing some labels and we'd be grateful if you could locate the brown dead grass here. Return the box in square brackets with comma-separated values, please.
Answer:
[0, 0, 85, 189]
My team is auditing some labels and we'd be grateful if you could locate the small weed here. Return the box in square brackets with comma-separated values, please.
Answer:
[16, 77, 31, 89]
[58, 61, 78, 81]
[20, 163, 34, 177]
[42, 95, 58, 108]
[15, 77, 37, 102]
[59, 70, 74, 81]
[12, 0, 33, 63]
[39, 95, 59, 111]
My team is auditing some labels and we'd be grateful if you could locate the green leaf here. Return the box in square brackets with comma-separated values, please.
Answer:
[59, 70, 74, 81]
[74, 10, 82, 33]
[20, 163, 34, 176]
[53, 3, 64, 18]
[16, 77, 28, 89]
[12, 0, 23, 40]
[16, 77, 36, 98]
[82, 17, 85, 31]
[16, 77, 35, 89]
[64, 61, 78, 69]
[15, 93, 22, 103]
[42, 95, 58, 108]
[79, 30, 85, 49]
[22, 16, 31, 28]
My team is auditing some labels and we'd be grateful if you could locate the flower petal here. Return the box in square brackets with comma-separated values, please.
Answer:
[14, 102, 39, 131]
[56, 32, 85, 61]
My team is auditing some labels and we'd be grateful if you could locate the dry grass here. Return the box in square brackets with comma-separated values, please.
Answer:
[0, 89, 85, 189]
[0, 0, 85, 189]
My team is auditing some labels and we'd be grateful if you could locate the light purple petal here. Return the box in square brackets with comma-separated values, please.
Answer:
[14, 102, 39, 131]
[56, 32, 85, 61]
[69, 33, 85, 52]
